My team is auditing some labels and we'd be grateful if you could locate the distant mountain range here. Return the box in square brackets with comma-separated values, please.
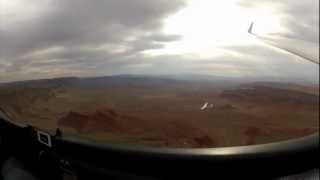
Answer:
[1, 73, 318, 85]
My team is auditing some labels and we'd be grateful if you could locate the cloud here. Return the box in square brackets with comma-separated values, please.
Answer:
[1, 0, 185, 56]
[0, 0, 318, 83]
[0, 0, 185, 81]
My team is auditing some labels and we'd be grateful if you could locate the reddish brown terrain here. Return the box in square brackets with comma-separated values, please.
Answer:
[0, 76, 318, 148]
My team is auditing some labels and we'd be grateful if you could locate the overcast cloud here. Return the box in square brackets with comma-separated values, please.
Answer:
[0, 0, 318, 82]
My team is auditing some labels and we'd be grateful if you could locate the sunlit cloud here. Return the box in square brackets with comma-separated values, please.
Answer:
[145, 0, 286, 57]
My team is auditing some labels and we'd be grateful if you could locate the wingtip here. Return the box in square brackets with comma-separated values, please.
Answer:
[248, 22, 254, 34]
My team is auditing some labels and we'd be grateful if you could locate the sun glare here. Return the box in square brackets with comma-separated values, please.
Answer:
[144, 0, 284, 57]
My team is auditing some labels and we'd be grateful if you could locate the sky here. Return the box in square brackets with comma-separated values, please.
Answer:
[0, 0, 319, 83]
